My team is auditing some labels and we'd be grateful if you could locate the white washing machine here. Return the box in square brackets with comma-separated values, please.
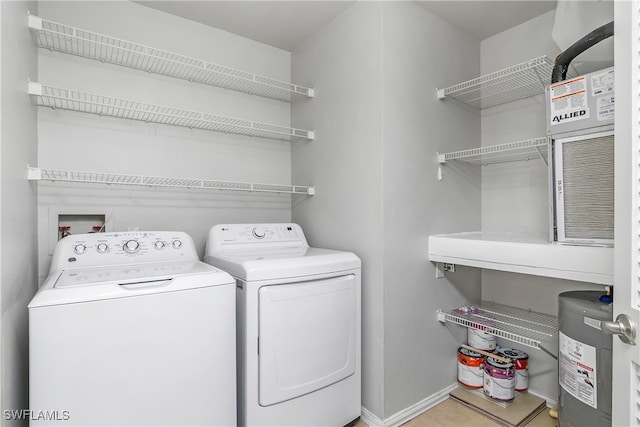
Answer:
[29, 231, 236, 426]
[204, 223, 361, 427]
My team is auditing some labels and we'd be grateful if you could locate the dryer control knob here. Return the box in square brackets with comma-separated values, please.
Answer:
[154, 241, 166, 250]
[252, 227, 266, 239]
[74, 244, 87, 255]
[172, 239, 182, 249]
[96, 243, 109, 253]
[124, 240, 140, 253]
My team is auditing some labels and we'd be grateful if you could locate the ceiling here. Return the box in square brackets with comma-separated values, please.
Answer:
[415, 1, 557, 40]
[137, 1, 558, 52]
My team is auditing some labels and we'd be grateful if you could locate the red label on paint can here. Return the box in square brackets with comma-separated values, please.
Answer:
[457, 347, 484, 389]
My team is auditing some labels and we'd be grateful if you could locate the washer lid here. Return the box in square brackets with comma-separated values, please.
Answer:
[29, 261, 234, 308]
[54, 260, 216, 288]
[204, 247, 361, 281]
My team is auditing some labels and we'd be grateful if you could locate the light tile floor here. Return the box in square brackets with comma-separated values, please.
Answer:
[355, 398, 557, 427]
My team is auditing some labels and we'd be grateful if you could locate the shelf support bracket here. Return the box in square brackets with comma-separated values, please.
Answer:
[27, 14, 42, 30]
[27, 81, 42, 96]
[435, 262, 455, 278]
[437, 152, 446, 181]
[27, 166, 41, 180]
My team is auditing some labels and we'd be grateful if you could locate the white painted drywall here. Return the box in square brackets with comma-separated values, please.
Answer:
[35, 1, 295, 281]
[1, 0, 39, 423]
[481, 10, 609, 401]
[291, 1, 481, 420]
[291, 2, 386, 417]
[380, 1, 481, 417]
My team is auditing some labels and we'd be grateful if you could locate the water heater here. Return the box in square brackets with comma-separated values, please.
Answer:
[558, 291, 613, 427]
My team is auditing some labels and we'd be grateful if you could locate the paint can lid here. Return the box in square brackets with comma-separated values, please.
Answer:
[485, 356, 514, 369]
[496, 348, 528, 360]
[458, 346, 483, 358]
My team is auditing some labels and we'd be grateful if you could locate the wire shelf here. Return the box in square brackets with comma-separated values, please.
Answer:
[438, 137, 549, 166]
[28, 82, 314, 141]
[438, 301, 558, 350]
[28, 15, 314, 102]
[27, 167, 315, 196]
[437, 56, 558, 109]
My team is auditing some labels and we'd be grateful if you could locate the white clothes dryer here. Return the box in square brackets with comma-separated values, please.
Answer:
[204, 223, 361, 427]
[29, 231, 236, 427]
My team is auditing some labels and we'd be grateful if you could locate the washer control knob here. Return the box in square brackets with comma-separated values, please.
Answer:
[172, 239, 182, 249]
[124, 240, 140, 253]
[96, 243, 109, 253]
[154, 241, 166, 250]
[74, 244, 87, 255]
[252, 227, 266, 239]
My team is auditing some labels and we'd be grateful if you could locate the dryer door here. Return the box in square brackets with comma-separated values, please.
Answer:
[258, 274, 357, 406]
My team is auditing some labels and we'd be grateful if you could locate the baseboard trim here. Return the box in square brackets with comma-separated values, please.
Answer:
[527, 389, 557, 408]
[360, 407, 384, 427]
[360, 383, 458, 427]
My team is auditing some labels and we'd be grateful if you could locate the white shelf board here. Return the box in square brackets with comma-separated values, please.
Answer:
[27, 167, 315, 196]
[438, 301, 557, 351]
[437, 56, 557, 109]
[28, 15, 314, 102]
[28, 82, 314, 141]
[437, 137, 549, 166]
[428, 231, 613, 285]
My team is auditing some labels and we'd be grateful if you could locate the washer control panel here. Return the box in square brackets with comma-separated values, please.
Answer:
[50, 231, 197, 270]
[206, 223, 308, 253]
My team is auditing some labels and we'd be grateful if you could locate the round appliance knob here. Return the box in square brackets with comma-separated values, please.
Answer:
[154, 241, 166, 250]
[96, 243, 109, 253]
[252, 227, 266, 239]
[172, 239, 182, 249]
[124, 240, 140, 253]
[74, 244, 87, 255]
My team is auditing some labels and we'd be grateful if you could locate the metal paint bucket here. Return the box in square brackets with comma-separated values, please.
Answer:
[496, 347, 529, 391]
[457, 347, 484, 388]
[483, 356, 516, 401]
[467, 327, 496, 351]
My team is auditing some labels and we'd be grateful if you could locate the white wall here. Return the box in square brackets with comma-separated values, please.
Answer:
[480, 10, 607, 401]
[291, 2, 386, 417]
[36, 1, 295, 280]
[1, 1, 39, 424]
[381, 1, 480, 417]
[292, 1, 480, 420]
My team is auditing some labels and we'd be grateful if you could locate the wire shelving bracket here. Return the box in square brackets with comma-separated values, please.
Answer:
[27, 166, 315, 196]
[437, 56, 558, 109]
[28, 15, 314, 102]
[28, 82, 315, 141]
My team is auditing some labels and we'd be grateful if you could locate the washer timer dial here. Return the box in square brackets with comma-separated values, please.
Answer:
[124, 240, 140, 253]
[252, 227, 266, 239]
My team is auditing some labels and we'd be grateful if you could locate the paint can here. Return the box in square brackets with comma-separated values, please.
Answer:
[467, 327, 496, 351]
[457, 347, 484, 388]
[496, 347, 529, 391]
[483, 356, 516, 401]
